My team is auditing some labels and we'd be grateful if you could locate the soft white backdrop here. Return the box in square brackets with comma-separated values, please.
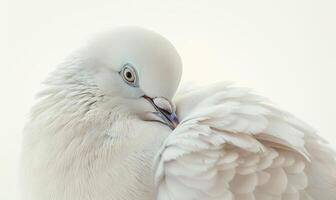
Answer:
[1, 0, 336, 199]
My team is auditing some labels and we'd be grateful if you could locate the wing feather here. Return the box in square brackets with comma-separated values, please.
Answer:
[155, 83, 336, 200]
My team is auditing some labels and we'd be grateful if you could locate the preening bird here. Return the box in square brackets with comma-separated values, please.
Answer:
[21, 27, 336, 200]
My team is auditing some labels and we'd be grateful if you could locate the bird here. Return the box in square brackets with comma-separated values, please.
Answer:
[21, 27, 336, 200]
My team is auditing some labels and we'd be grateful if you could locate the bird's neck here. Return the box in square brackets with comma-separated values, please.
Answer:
[23, 86, 169, 200]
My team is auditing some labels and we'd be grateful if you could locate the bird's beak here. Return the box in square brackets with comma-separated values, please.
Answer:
[143, 95, 179, 130]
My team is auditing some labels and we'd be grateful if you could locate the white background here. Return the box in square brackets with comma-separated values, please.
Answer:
[1, 0, 336, 199]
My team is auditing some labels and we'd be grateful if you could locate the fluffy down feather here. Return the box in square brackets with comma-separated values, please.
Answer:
[155, 82, 336, 200]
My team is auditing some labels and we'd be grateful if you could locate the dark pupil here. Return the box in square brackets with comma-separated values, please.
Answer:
[126, 71, 133, 79]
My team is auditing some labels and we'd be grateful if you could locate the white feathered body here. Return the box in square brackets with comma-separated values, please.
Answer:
[22, 75, 336, 200]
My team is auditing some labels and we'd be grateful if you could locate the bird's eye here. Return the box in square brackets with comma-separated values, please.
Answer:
[123, 68, 135, 82]
[120, 64, 138, 87]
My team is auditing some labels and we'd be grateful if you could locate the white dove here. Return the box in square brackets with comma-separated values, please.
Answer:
[21, 27, 336, 200]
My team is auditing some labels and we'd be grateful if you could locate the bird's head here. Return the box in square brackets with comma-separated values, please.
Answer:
[51, 27, 182, 130]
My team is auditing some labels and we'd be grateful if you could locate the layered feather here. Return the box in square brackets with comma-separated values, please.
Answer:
[155, 82, 336, 200]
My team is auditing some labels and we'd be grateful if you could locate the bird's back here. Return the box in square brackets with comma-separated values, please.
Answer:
[155, 83, 336, 200]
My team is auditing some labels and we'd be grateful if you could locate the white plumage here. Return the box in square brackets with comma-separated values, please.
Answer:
[21, 27, 336, 200]
[155, 83, 336, 200]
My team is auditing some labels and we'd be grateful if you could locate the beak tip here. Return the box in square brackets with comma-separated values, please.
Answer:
[168, 113, 179, 130]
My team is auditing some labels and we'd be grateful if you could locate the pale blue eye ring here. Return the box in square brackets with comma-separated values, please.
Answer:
[120, 64, 139, 87]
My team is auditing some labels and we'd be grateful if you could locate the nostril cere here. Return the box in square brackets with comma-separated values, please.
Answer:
[153, 97, 173, 114]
